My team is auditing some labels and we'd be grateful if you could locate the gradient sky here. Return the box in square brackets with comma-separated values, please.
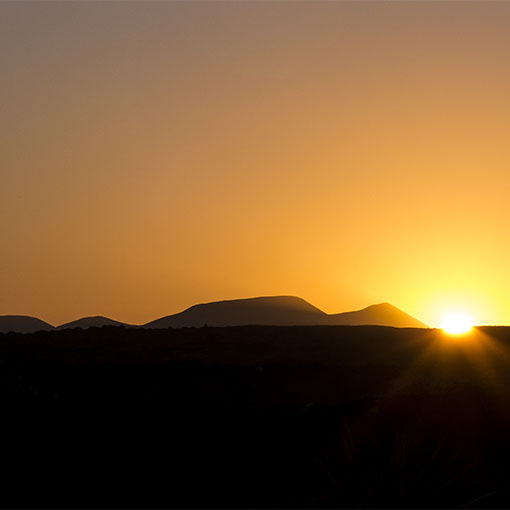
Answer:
[1, 1, 510, 327]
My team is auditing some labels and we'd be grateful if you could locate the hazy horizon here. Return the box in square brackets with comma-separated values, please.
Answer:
[2, 1, 510, 327]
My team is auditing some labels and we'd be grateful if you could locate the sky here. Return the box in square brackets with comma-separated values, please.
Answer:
[1, 1, 509, 327]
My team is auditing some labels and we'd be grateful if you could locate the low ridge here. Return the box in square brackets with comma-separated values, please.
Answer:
[326, 302, 427, 328]
[0, 297, 428, 333]
[0, 316, 55, 334]
[57, 316, 130, 330]
[144, 296, 326, 328]
[144, 296, 427, 329]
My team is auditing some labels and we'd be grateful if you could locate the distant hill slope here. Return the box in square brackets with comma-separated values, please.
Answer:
[0, 297, 428, 333]
[57, 316, 129, 330]
[0, 316, 55, 334]
[326, 302, 427, 328]
[144, 296, 427, 329]
[144, 296, 327, 328]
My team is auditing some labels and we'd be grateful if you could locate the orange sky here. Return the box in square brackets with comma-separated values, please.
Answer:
[1, 2, 509, 327]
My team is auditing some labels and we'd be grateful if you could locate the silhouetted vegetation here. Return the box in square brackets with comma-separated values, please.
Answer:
[0, 325, 508, 508]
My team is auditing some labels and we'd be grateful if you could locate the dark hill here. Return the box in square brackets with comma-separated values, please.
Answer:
[0, 297, 428, 332]
[144, 295, 326, 328]
[144, 296, 427, 329]
[327, 302, 427, 328]
[0, 315, 54, 333]
[57, 316, 129, 330]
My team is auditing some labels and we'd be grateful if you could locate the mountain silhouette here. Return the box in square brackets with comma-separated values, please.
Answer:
[0, 296, 428, 333]
[144, 296, 326, 328]
[144, 296, 427, 329]
[325, 302, 427, 328]
[57, 316, 129, 330]
[0, 315, 55, 334]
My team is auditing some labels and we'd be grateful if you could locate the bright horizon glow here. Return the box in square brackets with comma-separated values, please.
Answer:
[441, 313, 474, 335]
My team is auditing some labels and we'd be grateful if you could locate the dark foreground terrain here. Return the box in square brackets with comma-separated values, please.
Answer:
[0, 325, 509, 508]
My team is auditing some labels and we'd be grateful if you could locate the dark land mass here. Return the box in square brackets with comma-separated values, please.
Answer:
[0, 315, 54, 333]
[0, 296, 427, 333]
[323, 302, 427, 327]
[0, 325, 509, 508]
[144, 295, 326, 328]
[144, 296, 427, 329]
[57, 315, 133, 330]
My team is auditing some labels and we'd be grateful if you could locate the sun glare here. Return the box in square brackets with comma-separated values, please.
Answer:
[441, 313, 474, 335]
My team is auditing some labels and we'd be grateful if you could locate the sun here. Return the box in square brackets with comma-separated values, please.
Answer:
[441, 313, 474, 335]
